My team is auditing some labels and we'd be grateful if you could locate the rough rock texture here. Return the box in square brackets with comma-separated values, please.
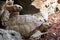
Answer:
[39, 25, 60, 40]
[31, 0, 58, 20]
[0, 29, 22, 40]
[0, 1, 6, 29]
[47, 12, 60, 33]
[38, 12, 60, 40]
[0, 1, 5, 10]
[47, 12, 60, 25]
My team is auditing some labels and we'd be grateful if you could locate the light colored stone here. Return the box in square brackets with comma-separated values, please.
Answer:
[31, 0, 58, 21]
[0, 29, 23, 40]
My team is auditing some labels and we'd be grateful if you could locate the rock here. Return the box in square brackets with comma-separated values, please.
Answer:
[39, 23, 60, 40]
[47, 12, 60, 25]
[0, 29, 23, 40]
[32, 0, 58, 20]
[0, 1, 5, 15]
[0, 1, 6, 29]
[39, 12, 60, 40]
[0, 1, 5, 10]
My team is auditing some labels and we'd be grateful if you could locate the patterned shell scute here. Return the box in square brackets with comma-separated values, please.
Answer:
[17, 15, 43, 30]
[5, 15, 43, 34]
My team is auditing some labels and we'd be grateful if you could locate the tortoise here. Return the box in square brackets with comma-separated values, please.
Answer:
[1, 0, 46, 39]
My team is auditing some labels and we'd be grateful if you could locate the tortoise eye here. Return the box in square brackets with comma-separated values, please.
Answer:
[19, 7, 21, 9]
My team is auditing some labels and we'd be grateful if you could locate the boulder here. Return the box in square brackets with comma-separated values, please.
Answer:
[0, 29, 23, 40]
